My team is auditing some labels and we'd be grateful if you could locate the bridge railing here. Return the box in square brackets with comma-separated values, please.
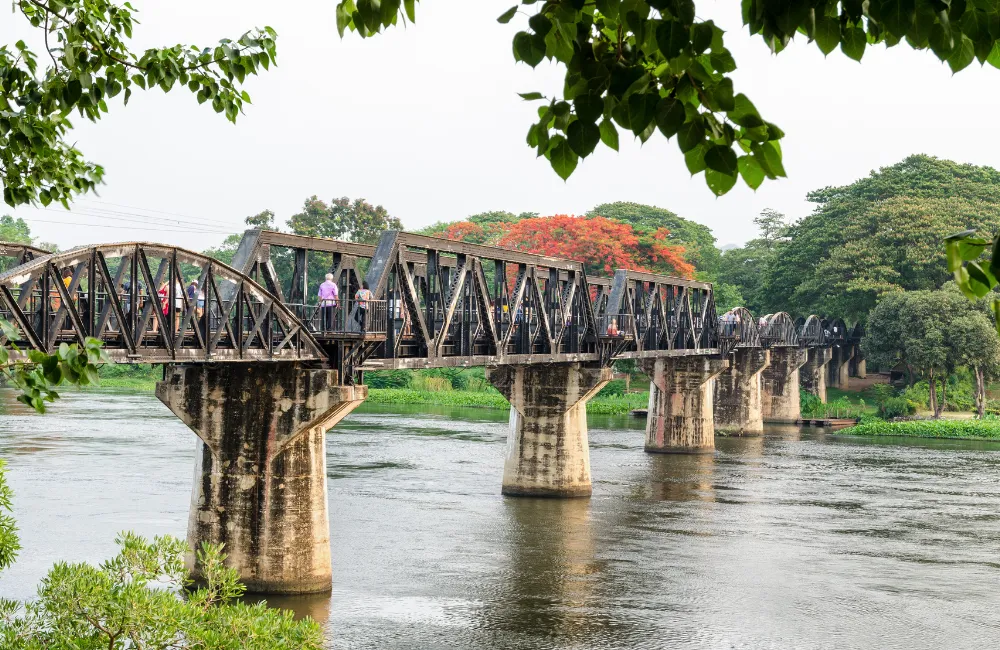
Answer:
[285, 299, 388, 336]
[598, 313, 635, 340]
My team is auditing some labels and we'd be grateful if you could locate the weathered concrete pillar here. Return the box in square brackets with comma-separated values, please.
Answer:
[714, 349, 770, 435]
[487, 363, 611, 498]
[801, 348, 832, 403]
[156, 363, 367, 594]
[762, 347, 808, 421]
[827, 345, 854, 389]
[856, 357, 866, 379]
[641, 357, 728, 454]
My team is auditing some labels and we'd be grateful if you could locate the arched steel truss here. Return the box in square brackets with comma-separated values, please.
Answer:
[0, 243, 323, 363]
[0, 241, 51, 267]
[824, 318, 849, 344]
[717, 306, 760, 356]
[799, 315, 826, 347]
[760, 312, 799, 347]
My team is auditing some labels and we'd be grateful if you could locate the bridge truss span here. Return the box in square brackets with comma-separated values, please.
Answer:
[0, 243, 323, 363]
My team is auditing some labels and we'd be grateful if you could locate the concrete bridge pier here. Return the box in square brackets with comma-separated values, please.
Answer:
[487, 363, 612, 498]
[641, 357, 728, 453]
[801, 348, 832, 403]
[850, 352, 867, 379]
[827, 345, 854, 389]
[761, 348, 809, 421]
[157, 363, 367, 594]
[714, 349, 770, 435]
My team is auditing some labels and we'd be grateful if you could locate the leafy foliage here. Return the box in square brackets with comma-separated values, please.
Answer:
[0, 533, 323, 649]
[586, 202, 720, 272]
[862, 285, 1000, 417]
[716, 208, 787, 315]
[336, 1, 1000, 195]
[288, 195, 403, 245]
[0, 216, 32, 245]
[3, 1, 278, 207]
[497, 213, 693, 276]
[763, 156, 1000, 320]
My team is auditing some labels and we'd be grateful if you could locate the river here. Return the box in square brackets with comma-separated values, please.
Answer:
[2, 391, 1000, 649]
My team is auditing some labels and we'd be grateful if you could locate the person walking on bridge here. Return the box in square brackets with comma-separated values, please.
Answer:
[355, 281, 373, 333]
[318, 273, 339, 332]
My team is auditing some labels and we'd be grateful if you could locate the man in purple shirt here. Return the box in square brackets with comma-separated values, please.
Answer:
[318, 273, 339, 332]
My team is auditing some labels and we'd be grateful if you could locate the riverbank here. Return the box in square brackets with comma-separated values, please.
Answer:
[367, 388, 648, 415]
[78, 378, 650, 415]
[840, 418, 1000, 441]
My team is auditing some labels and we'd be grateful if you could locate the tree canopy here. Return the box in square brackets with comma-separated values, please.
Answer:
[288, 196, 403, 245]
[863, 285, 1000, 417]
[2, 0, 278, 207]
[718, 155, 1000, 321]
[337, 1, 1000, 196]
[586, 201, 719, 272]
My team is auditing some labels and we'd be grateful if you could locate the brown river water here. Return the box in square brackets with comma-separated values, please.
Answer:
[2, 391, 1000, 649]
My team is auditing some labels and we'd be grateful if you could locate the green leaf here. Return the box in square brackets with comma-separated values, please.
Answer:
[518, 92, 544, 100]
[626, 92, 658, 136]
[567, 120, 601, 157]
[705, 168, 738, 196]
[752, 141, 786, 178]
[704, 144, 737, 176]
[738, 155, 765, 190]
[599, 119, 619, 151]
[691, 22, 713, 53]
[712, 78, 735, 112]
[684, 145, 706, 175]
[573, 94, 605, 123]
[677, 119, 705, 153]
[513, 32, 546, 67]
[655, 97, 686, 138]
[841, 25, 867, 61]
[404, 0, 416, 22]
[497, 5, 517, 24]
[656, 19, 689, 60]
[948, 35, 976, 73]
[548, 137, 579, 180]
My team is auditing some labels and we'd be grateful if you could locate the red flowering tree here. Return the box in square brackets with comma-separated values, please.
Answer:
[497, 215, 693, 278]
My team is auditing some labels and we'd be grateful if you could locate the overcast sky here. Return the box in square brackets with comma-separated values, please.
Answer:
[4, 1, 1000, 252]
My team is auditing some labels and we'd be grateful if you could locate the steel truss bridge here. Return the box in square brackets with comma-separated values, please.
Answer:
[0, 232, 863, 377]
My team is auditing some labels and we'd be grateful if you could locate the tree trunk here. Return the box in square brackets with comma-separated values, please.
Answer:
[625, 372, 630, 393]
[928, 368, 938, 418]
[976, 366, 986, 419]
[941, 376, 948, 415]
[906, 363, 915, 387]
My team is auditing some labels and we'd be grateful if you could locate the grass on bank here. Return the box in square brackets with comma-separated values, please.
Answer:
[366, 388, 648, 415]
[841, 417, 1000, 440]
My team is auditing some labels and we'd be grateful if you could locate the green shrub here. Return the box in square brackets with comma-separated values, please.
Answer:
[879, 396, 916, 419]
[597, 379, 626, 397]
[365, 370, 413, 389]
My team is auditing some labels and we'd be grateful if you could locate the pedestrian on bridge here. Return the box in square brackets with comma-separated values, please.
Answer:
[355, 281, 373, 333]
[318, 273, 339, 332]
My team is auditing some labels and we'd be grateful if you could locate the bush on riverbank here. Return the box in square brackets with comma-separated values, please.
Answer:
[841, 418, 1000, 440]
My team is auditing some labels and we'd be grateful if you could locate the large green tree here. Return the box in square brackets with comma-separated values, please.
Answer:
[337, 1, 1000, 196]
[3, 0, 277, 207]
[764, 156, 1000, 321]
[716, 208, 787, 315]
[288, 195, 403, 245]
[862, 286, 998, 417]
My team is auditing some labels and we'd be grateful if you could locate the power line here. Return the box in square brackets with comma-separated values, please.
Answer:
[22, 218, 237, 236]
[75, 198, 251, 228]
[26, 207, 234, 235]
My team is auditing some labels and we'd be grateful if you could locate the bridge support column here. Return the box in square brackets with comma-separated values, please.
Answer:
[828, 345, 854, 389]
[487, 363, 611, 498]
[856, 357, 866, 379]
[714, 349, 770, 435]
[801, 348, 832, 403]
[762, 348, 808, 421]
[641, 357, 728, 454]
[156, 363, 367, 594]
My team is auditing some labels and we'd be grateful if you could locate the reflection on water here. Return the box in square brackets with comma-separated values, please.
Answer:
[3, 393, 1000, 648]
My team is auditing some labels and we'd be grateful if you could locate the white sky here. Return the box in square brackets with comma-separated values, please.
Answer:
[4, 1, 1000, 252]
